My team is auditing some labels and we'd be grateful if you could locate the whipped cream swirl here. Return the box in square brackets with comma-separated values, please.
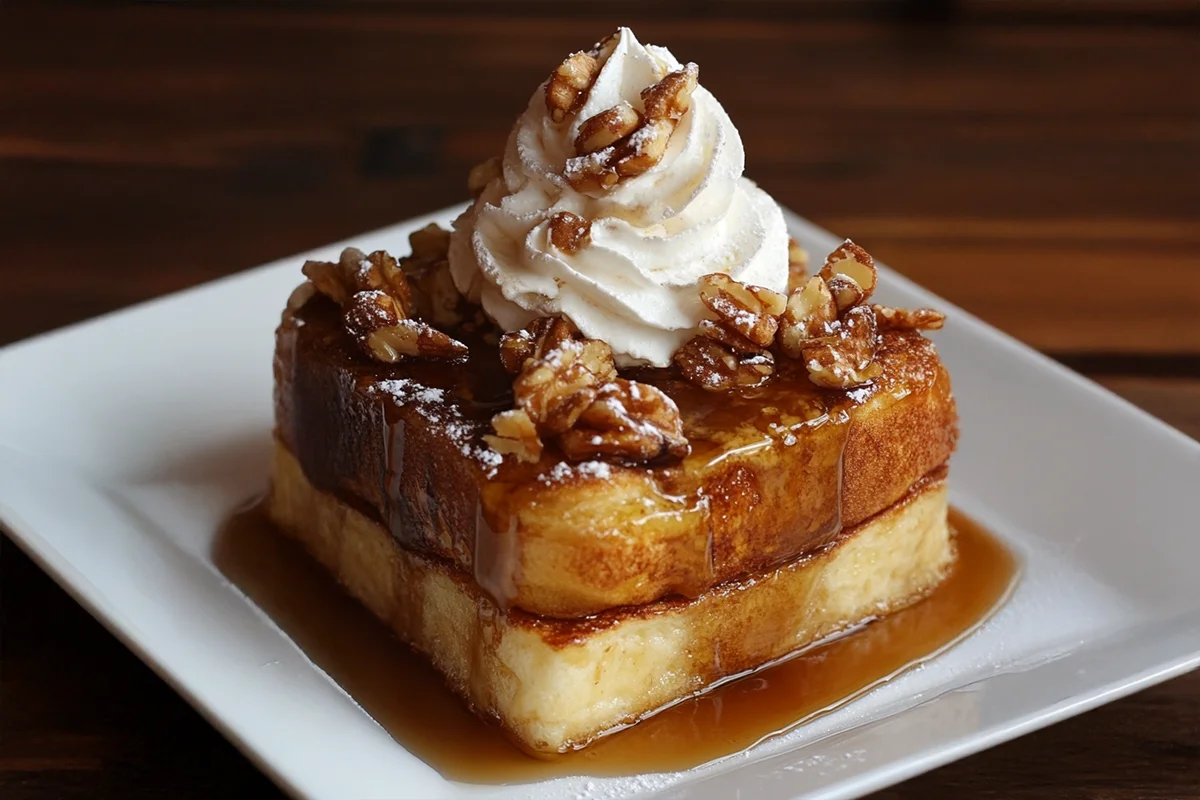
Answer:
[449, 27, 789, 367]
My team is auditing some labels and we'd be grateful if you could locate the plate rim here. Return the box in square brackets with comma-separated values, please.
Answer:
[2, 204, 1199, 800]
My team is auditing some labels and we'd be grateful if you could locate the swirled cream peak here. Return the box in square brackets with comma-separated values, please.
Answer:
[448, 27, 789, 367]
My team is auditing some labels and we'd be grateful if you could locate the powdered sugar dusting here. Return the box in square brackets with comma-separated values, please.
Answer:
[539, 459, 614, 486]
[367, 379, 502, 476]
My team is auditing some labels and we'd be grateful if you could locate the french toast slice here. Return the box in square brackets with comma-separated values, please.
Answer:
[267, 442, 953, 755]
[275, 297, 956, 617]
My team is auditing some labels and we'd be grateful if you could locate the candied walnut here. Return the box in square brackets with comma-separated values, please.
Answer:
[396, 224, 463, 324]
[698, 319, 762, 354]
[512, 341, 604, 436]
[545, 51, 600, 123]
[498, 316, 616, 380]
[826, 274, 866, 313]
[558, 379, 689, 464]
[641, 63, 699, 122]
[285, 281, 316, 313]
[548, 211, 592, 254]
[408, 223, 451, 262]
[301, 258, 352, 307]
[406, 260, 462, 328]
[587, 31, 619, 58]
[778, 276, 837, 358]
[484, 409, 543, 464]
[788, 238, 808, 269]
[575, 102, 641, 155]
[698, 273, 786, 348]
[499, 316, 575, 375]
[802, 305, 881, 389]
[611, 118, 673, 178]
[302, 247, 413, 315]
[563, 65, 698, 192]
[819, 239, 877, 300]
[674, 336, 774, 392]
[468, 157, 502, 198]
[344, 290, 467, 363]
[873, 305, 946, 332]
[499, 328, 537, 375]
[787, 238, 810, 294]
[564, 154, 620, 193]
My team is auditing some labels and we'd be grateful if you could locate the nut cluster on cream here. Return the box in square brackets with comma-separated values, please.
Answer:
[448, 27, 789, 367]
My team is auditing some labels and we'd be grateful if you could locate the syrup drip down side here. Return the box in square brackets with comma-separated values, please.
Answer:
[276, 296, 956, 619]
[215, 504, 1017, 780]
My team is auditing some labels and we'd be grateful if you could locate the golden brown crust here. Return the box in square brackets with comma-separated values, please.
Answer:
[265, 445, 954, 754]
[274, 299, 958, 618]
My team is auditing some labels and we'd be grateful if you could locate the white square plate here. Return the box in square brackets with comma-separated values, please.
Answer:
[2, 206, 1199, 800]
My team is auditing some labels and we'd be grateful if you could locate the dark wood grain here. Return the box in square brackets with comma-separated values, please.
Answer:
[1, 3, 1198, 799]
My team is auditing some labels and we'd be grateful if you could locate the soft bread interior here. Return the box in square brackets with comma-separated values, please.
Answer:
[266, 441, 954, 755]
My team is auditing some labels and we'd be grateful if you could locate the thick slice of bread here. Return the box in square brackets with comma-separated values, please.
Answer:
[275, 299, 957, 617]
[266, 442, 953, 755]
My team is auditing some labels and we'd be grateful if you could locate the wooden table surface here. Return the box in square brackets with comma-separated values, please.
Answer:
[2, 3, 1198, 798]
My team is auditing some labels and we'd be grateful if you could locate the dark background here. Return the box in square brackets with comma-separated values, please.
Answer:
[2, 1, 1198, 798]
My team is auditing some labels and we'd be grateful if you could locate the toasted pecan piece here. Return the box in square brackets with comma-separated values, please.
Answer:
[698, 273, 787, 349]
[641, 63, 699, 122]
[468, 157, 502, 198]
[802, 305, 881, 389]
[344, 290, 467, 363]
[557, 378, 689, 464]
[548, 212, 592, 254]
[545, 51, 600, 123]
[674, 336, 775, 391]
[819, 239, 878, 300]
[872, 305, 946, 332]
[778, 275, 837, 359]
[575, 102, 642, 155]
[484, 409, 543, 464]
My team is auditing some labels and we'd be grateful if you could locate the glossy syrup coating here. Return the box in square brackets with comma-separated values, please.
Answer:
[275, 297, 958, 618]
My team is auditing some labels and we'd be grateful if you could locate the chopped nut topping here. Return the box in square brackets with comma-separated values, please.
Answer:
[826, 274, 866, 313]
[484, 409, 543, 463]
[788, 238, 808, 269]
[501, 317, 616, 435]
[545, 51, 600, 123]
[564, 155, 620, 193]
[778, 275, 837, 359]
[396, 224, 467, 327]
[698, 273, 786, 348]
[490, 315, 683, 466]
[698, 319, 762, 354]
[408, 223, 452, 262]
[819, 239, 877, 300]
[787, 237, 810, 294]
[558, 379, 689, 464]
[345, 290, 467, 362]
[611, 118, 673, 178]
[873, 305, 946, 332]
[587, 31, 620, 58]
[514, 350, 601, 436]
[575, 102, 642, 155]
[501, 316, 590, 375]
[802, 305, 881, 389]
[293, 238, 469, 366]
[674, 336, 774, 391]
[407, 260, 462, 329]
[285, 280, 316, 313]
[468, 157, 502, 198]
[563, 65, 698, 193]
[301, 258, 352, 307]
[641, 63, 699, 122]
[302, 248, 413, 315]
[548, 211, 592, 254]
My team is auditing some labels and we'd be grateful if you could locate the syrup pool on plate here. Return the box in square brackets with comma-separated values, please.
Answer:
[215, 506, 1017, 782]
